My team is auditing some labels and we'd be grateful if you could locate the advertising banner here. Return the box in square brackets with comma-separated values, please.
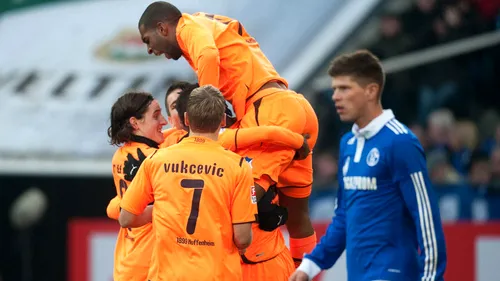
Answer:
[68, 219, 500, 281]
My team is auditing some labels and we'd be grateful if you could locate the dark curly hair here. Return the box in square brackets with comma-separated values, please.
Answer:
[107, 92, 154, 145]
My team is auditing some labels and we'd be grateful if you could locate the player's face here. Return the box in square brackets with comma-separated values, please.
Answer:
[140, 24, 183, 60]
[135, 100, 168, 144]
[166, 89, 183, 130]
[331, 76, 369, 122]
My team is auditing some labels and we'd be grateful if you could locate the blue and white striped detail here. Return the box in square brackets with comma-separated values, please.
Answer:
[385, 119, 408, 135]
[410, 171, 438, 281]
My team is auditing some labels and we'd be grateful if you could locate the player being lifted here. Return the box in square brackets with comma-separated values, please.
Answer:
[119, 85, 257, 281]
[162, 82, 311, 159]
[138, 3, 319, 279]
[107, 92, 168, 281]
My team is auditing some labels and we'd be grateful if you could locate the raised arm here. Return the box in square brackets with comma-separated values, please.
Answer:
[119, 159, 154, 228]
[218, 126, 304, 151]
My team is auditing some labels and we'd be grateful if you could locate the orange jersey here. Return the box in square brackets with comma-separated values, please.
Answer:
[111, 138, 158, 281]
[120, 136, 258, 281]
[160, 128, 189, 148]
[176, 12, 288, 120]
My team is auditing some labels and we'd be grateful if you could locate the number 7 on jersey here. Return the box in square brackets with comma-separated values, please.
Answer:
[181, 179, 205, 234]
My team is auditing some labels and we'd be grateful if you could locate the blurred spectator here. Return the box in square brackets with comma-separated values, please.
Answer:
[474, 0, 500, 23]
[370, 13, 414, 59]
[402, 0, 442, 49]
[427, 150, 463, 185]
[426, 108, 455, 150]
[409, 122, 429, 150]
[480, 123, 500, 155]
[312, 151, 338, 191]
[467, 150, 491, 186]
[490, 147, 500, 187]
[450, 120, 479, 175]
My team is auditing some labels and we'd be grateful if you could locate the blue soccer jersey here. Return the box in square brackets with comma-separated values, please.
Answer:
[299, 110, 447, 281]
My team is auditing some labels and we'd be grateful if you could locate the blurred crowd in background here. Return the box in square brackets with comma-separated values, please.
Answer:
[311, 0, 500, 220]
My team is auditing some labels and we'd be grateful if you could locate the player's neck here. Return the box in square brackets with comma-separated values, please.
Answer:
[355, 104, 384, 129]
[189, 131, 219, 141]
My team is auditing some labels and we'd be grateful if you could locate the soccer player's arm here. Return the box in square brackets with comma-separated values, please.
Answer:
[231, 159, 258, 250]
[218, 126, 304, 152]
[296, 141, 348, 279]
[106, 195, 121, 220]
[178, 25, 220, 88]
[119, 158, 154, 228]
[391, 135, 447, 281]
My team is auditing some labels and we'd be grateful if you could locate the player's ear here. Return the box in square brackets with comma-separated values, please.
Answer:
[129, 116, 140, 130]
[184, 112, 190, 127]
[157, 22, 168, 36]
[221, 114, 227, 128]
[365, 82, 380, 101]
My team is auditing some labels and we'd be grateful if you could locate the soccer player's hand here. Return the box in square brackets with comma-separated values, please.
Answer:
[294, 134, 311, 160]
[288, 270, 309, 281]
[123, 148, 147, 181]
[257, 186, 288, 231]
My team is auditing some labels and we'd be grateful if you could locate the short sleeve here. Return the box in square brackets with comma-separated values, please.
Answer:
[230, 160, 258, 224]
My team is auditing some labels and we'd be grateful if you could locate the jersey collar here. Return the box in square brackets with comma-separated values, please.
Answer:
[130, 135, 159, 148]
[351, 109, 394, 139]
[181, 135, 218, 145]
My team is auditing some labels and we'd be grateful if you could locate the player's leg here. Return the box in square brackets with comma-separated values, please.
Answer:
[237, 90, 305, 278]
[239, 90, 308, 195]
[277, 94, 319, 267]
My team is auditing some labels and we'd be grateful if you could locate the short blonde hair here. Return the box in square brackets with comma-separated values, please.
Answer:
[187, 85, 226, 133]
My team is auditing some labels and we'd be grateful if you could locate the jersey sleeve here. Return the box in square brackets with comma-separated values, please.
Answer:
[120, 158, 154, 216]
[178, 24, 220, 88]
[106, 195, 121, 220]
[300, 138, 348, 278]
[230, 159, 258, 224]
[391, 135, 447, 281]
[218, 127, 304, 152]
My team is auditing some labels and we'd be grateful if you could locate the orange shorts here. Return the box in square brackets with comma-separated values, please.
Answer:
[239, 88, 318, 198]
[241, 247, 295, 281]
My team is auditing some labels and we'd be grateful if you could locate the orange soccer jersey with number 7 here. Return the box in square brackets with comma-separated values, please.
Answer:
[120, 136, 258, 281]
[110, 139, 158, 281]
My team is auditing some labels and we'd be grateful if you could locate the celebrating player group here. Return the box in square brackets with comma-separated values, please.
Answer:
[105, 2, 447, 281]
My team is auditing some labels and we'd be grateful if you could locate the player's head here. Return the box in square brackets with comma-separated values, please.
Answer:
[165, 81, 194, 129]
[138, 1, 183, 60]
[108, 91, 167, 145]
[174, 82, 199, 130]
[328, 49, 385, 123]
[185, 85, 226, 134]
[176, 84, 233, 130]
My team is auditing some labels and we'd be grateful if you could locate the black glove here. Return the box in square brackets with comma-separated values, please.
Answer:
[123, 148, 147, 181]
[257, 186, 288, 231]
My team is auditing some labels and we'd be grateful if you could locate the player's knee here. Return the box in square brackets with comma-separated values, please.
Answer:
[278, 193, 314, 237]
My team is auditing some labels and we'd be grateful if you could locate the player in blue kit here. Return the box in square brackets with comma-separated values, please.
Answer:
[290, 50, 447, 281]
